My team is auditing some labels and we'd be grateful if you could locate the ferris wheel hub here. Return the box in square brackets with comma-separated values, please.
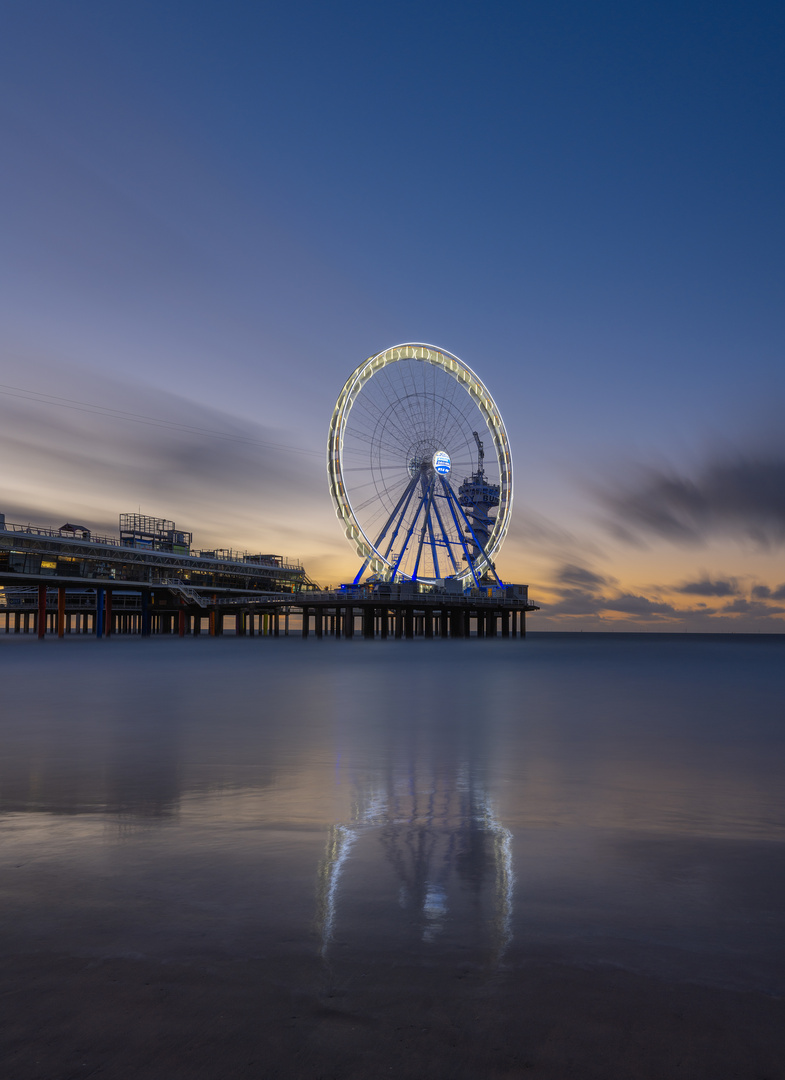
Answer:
[432, 450, 451, 475]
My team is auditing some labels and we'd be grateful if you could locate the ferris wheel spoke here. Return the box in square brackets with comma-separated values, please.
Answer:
[432, 372, 463, 448]
[344, 428, 408, 458]
[346, 414, 409, 452]
[367, 470, 420, 521]
[366, 372, 425, 448]
[355, 393, 418, 454]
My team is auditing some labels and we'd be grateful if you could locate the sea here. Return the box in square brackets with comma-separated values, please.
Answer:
[1, 632, 784, 1078]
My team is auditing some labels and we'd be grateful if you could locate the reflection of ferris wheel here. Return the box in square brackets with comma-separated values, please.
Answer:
[327, 343, 513, 586]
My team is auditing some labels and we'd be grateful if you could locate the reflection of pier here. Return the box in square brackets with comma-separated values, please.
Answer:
[316, 764, 514, 963]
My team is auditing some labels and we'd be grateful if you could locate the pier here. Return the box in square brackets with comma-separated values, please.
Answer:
[0, 585, 536, 639]
[0, 514, 538, 640]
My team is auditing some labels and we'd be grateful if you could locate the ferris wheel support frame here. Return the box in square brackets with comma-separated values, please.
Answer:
[328, 343, 513, 586]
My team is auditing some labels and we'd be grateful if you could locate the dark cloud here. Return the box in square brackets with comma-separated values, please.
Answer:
[598, 453, 785, 547]
[675, 577, 739, 597]
[536, 589, 605, 616]
[749, 583, 785, 601]
[555, 563, 609, 590]
[538, 588, 676, 619]
[721, 598, 785, 616]
[602, 594, 677, 616]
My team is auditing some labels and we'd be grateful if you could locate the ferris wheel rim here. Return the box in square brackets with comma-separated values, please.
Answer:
[327, 343, 513, 583]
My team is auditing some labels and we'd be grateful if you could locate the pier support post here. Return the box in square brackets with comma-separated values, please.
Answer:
[178, 609, 185, 637]
[274, 610, 280, 636]
[96, 588, 105, 638]
[105, 589, 112, 637]
[301, 607, 310, 638]
[380, 608, 388, 639]
[38, 585, 46, 639]
[141, 592, 151, 637]
[404, 606, 414, 639]
[57, 587, 66, 638]
[424, 608, 433, 638]
[362, 606, 374, 639]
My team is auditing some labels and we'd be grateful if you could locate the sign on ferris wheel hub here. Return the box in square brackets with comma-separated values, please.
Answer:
[433, 450, 451, 474]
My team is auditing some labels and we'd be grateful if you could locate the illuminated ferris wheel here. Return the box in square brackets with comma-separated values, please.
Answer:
[327, 343, 513, 586]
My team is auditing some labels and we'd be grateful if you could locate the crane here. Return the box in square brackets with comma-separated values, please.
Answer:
[472, 431, 484, 474]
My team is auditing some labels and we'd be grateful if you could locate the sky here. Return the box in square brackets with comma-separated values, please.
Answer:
[1, 0, 784, 630]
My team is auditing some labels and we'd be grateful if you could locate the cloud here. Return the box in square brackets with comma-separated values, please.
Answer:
[721, 598, 785, 616]
[749, 583, 785, 601]
[537, 586, 676, 619]
[540, 589, 606, 616]
[675, 576, 739, 597]
[0, 362, 331, 560]
[602, 594, 677, 616]
[597, 452, 785, 547]
[555, 563, 610, 590]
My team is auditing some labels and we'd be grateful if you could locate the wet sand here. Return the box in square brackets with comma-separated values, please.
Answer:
[3, 951, 784, 1079]
[1, 634, 783, 1078]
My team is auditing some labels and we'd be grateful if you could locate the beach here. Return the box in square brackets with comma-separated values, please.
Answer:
[1, 633, 783, 1078]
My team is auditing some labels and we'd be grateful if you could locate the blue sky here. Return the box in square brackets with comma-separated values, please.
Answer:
[1, 1, 784, 628]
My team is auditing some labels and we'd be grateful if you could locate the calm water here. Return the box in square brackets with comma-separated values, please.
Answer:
[1, 633, 784, 1000]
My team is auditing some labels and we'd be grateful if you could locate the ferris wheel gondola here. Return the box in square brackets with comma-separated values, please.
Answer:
[327, 344, 513, 587]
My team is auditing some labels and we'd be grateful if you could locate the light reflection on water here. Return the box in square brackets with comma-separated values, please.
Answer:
[0, 633, 783, 994]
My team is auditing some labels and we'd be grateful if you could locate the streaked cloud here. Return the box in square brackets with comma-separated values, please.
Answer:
[0, 360, 336, 568]
[597, 452, 785, 548]
[675, 576, 739, 597]
[533, 560, 785, 631]
[555, 563, 611, 590]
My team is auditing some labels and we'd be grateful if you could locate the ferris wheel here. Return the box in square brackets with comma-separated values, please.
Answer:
[327, 343, 513, 587]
